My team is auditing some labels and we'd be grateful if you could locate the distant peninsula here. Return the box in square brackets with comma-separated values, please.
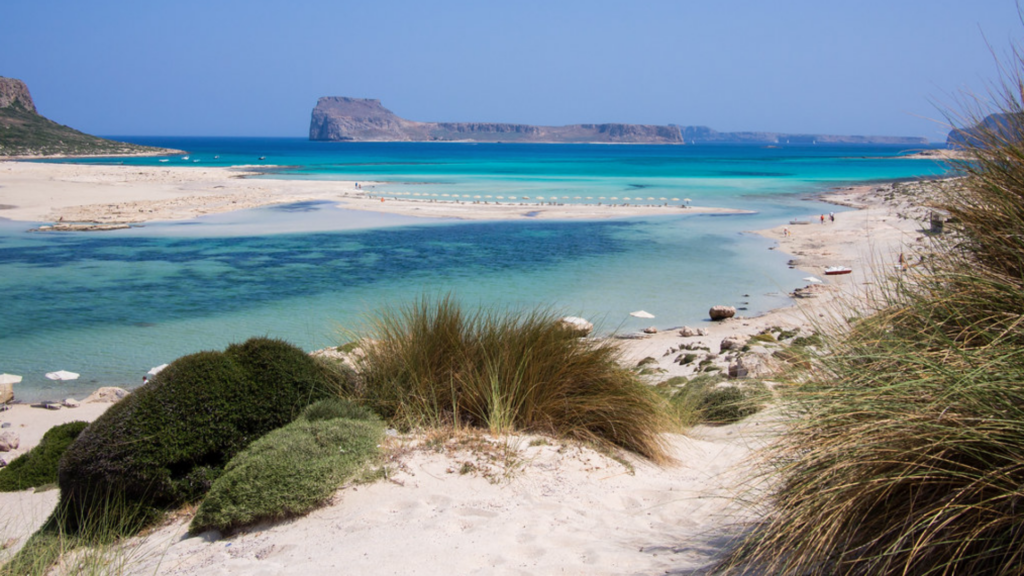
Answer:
[0, 76, 171, 157]
[309, 97, 931, 146]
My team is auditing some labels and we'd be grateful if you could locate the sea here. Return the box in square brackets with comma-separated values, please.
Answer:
[0, 138, 952, 402]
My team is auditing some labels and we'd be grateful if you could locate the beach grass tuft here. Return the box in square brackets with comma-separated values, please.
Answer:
[717, 51, 1024, 576]
[354, 295, 672, 463]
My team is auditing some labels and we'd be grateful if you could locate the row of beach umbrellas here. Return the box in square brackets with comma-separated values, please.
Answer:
[0, 363, 170, 386]
[367, 191, 692, 203]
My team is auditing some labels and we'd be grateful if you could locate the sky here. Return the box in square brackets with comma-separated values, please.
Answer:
[2, 1, 1022, 141]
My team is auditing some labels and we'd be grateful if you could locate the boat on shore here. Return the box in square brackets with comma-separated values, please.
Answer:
[824, 266, 852, 275]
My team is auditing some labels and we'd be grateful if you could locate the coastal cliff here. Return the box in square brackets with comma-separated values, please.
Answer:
[309, 97, 684, 143]
[679, 125, 930, 146]
[0, 76, 167, 157]
[310, 97, 930, 145]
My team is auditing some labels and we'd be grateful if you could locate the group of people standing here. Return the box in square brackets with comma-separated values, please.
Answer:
[820, 212, 835, 224]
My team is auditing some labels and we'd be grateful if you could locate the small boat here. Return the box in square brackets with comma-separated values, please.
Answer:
[824, 266, 852, 275]
[258, 156, 266, 160]
[789, 218, 812, 225]
[158, 159, 169, 163]
[182, 155, 190, 160]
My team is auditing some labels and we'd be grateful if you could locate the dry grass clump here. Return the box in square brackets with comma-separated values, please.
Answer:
[353, 295, 672, 463]
[719, 53, 1024, 576]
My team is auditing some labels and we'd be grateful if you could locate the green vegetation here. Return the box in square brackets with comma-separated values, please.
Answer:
[354, 295, 672, 463]
[55, 337, 335, 535]
[719, 57, 1024, 575]
[190, 400, 384, 534]
[660, 375, 769, 427]
[0, 422, 87, 492]
[0, 101, 162, 157]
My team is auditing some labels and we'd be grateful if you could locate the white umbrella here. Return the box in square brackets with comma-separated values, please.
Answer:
[630, 310, 655, 319]
[45, 370, 79, 381]
[803, 276, 823, 284]
[0, 374, 22, 385]
[148, 364, 169, 376]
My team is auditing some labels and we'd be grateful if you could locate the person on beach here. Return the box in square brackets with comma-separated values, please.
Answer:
[820, 214, 825, 224]
[829, 212, 835, 222]
[784, 227, 791, 237]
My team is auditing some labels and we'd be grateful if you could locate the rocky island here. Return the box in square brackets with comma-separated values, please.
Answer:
[310, 97, 931, 145]
[309, 97, 683, 143]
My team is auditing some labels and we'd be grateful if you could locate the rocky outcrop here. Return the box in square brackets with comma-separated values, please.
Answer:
[0, 431, 19, 452]
[709, 306, 736, 321]
[309, 97, 684, 143]
[946, 113, 1021, 148]
[0, 77, 36, 112]
[0, 76, 171, 157]
[84, 386, 129, 403]
[678, 124, 929, 146]
[558, 316, 594, 337]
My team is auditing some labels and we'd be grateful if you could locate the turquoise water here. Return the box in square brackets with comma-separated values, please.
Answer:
[3, 140, 951, 401]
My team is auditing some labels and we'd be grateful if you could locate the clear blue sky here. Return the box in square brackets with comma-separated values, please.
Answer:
[2, 1, 1021, 141]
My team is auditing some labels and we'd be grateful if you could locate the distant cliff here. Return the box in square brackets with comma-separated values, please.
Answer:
[310, 97, 931, 146]
[0, 76, 168, 157]
[678, 125, 929, 146]
[310, 97, 683, 143]
[946, 113, 1021, 148]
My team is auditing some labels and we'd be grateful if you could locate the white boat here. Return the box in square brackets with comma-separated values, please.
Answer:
[182, 155, 190, 160]
[158, 159, 169, 163]
[824, 266, 852, 275]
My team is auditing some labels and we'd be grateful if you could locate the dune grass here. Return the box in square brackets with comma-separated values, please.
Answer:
[354, 295, 672, 463]
[717, 51, 1024, 576]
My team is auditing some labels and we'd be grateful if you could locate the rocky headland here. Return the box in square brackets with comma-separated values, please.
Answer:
[0, 76, 173, 157]
[310, 97, 932, 145]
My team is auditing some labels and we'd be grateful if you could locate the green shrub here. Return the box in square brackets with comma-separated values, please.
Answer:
[301, 397, 379, 422]
[190, 416, 383, 534]
[56, 337, 334, 535]
[0, 422, 88, 492]
[666, 376, 768, 426]
[355, 295, 672, 463]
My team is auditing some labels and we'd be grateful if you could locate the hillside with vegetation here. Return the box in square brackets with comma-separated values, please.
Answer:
[0, 76, 166, 157]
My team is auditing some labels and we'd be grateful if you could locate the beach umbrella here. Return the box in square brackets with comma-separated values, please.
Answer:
[45, 370, 79, 381]
[0, 374, 22, 385]
[684, 198, 692, 204]
[630, 310, 655, 319]
[803, 276, 823, 284]
[671, 198, 680, 201]
[148, 363, 169, 376]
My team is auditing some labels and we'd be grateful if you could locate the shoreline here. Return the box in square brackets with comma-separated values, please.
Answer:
[0, 161, 744, 227]
[0, 165, 946, 573]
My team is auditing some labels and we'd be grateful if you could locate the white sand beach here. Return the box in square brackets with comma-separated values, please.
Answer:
[0, 161, 743, 228]
[0, 162, 941, 574]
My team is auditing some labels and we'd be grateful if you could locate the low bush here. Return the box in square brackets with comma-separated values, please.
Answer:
[55, 337, 335, 535]
[190, 411, 384, 534]
[665, 375, 769, 426]
[0, 421, 88, 492]
[355, 296, 672, 463]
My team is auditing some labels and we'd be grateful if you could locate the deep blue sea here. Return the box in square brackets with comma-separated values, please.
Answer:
[1, 138, 951, 401]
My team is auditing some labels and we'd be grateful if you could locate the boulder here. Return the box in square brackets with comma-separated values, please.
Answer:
[84, 387, 129, 403]
[709, 306, 736, 321]
[720, 335, 749, 351]
[642, 326, 658, 334]
[728, 352, 780, 379]
[63, 398, 81, 408]
[0, 431, 19, 452]
[678, 326, 707, 337]
[558, 316, 594, 337]
[0, 382, 12, 404]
